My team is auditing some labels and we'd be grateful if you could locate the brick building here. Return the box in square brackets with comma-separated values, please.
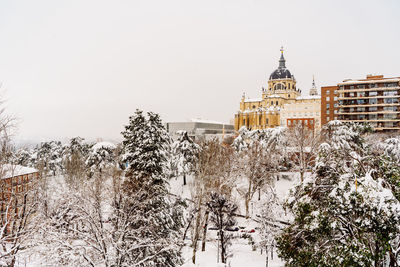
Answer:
[321, 85, 339, 125]
[1, 165, 38, 232]
[321, 75, 400, 131]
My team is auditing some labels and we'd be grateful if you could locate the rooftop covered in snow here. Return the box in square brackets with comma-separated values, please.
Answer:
[1, 164, 38, 179]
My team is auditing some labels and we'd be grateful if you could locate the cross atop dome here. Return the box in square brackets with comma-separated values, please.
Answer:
[280, 46, 284, 54]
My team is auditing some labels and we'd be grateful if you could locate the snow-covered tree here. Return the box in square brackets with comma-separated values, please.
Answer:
[258, 186, 284, 266]
[189, 139, 236, 263]
[63, 137, 89, 186]
[13, 147, 32, 167]
[171, 130, 200, 185]
[206, 192, 238, 264]
[86, 141, 116, 176]
[233, 128, 283, 218]
[121, 110, 183, 267]
[235, 140, 276, 218]
[232, 126, 250, 152]
[286, 122, 321, 181]
[32, 141, 63, 176]
[277, 121, 400, 266]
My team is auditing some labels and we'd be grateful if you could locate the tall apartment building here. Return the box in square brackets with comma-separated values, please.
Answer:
[322, 75, 400, 131]
[321, 86, 339, 125]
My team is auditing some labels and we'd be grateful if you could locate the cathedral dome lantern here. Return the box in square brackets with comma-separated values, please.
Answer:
[269, 47, 293, 80]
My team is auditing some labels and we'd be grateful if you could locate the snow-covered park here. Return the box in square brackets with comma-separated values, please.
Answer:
[2, 112, 400, 267]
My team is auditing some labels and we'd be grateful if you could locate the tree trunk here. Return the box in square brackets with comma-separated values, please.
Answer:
[201, 210, 209, 251]
[183, 213, 194, 241]
[220, 230, 225, 264]
[192, 201, 202, 264]
[245, 196, 250, 218]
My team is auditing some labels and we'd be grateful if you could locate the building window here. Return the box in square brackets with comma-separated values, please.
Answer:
[326, 90, 330, 94]
[326, 96, 330, 101]
[276, 101, 278, 105]
[327, 117, 330, 122]
[252, 105, 256, 109]
[384, 91, 398, 96]
[370, 91, 378, 96]
[327, 110, 330, 114]
[271, 101, 273, 105]
[266, 118, 269, 125]
[326, 104, 330, 108]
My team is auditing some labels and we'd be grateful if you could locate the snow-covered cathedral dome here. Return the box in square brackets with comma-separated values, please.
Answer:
[269, 48, 293, 80]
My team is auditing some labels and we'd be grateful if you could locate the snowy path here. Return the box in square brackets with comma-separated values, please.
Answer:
[181, 239, 284, 267]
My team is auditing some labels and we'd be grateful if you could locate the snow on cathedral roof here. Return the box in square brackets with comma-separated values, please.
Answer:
[244, 98, 262, 103]
[296, 95, 321, 100]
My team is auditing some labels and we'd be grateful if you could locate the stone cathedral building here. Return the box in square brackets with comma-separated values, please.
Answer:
[234, 49, 321, 131]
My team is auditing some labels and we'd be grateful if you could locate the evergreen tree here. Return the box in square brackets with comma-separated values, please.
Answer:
[86, 141, 116, 176]
[171, 130, 200, 185]
[277, 121, 400, 266]
[63, 137, 88, 185]
[120, 110, 183, 267]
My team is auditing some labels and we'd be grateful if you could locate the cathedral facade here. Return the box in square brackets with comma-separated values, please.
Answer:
[234, 49, 321, 131]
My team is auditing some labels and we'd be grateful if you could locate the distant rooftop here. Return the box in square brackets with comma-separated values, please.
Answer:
[1, 164, 38, 179]
[339, 75, 400, 85]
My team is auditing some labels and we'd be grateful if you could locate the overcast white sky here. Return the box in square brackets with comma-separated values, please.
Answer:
[0, 0, 399, 142]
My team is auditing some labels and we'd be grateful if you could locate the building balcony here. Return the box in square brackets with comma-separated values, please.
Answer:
[338, 119, 400, 122]
[337, 103, 400, 108]
[338, 95, 400, 100]
[337, 86, 400, 93]
[337, 111, 400, 115]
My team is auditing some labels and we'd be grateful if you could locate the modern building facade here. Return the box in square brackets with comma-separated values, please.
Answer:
[234, 48, 321, 131]
[165, 119, 235, 141]
[322, 75, 400, 131]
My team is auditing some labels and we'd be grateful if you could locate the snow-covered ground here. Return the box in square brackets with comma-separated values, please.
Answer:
[181, 240, 284, 267]
[170, 172, 301, 267]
